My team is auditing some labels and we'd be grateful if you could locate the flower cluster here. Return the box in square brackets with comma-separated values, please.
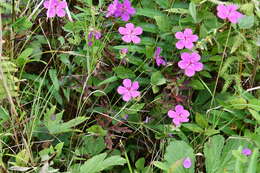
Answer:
[118, 23, 143, 44]
[43, 0, 67, 18]
[117, 79, 140, 102]
[217, 4, 243, 23]
[178, 52, 203, 77]
[106, 0, 136, 21]
[168, 105, 190, 127]
[175, 28, 198, 50]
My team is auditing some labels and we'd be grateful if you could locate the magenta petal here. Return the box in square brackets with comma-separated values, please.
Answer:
[173, 118, 181, 127]
[185, 68, 195, 77]
[117, 86, 128, 94]
[47, 8, 56, 18]
[175, 105, 184, 112]
[58, 1, 67, 8]
[184, 28, 193, 35]
[121, 13, 130, 21]
[181, 110, 190, 118]
[119, 27, 128, 35]
[133, 27, 143, 35]
[181, 52, 190, 61]
[175, 32, 184, 39]
[190, 52, 200, 62]
[131, 81, 139, 90]
[183, 157, 192, 168]
[122, 93, 132, 102]
[123, 79, 132, 88]
[44, 1, 50, 9]
[168, 110, 176, 118]
[176, 40, 185, 49]
[122, 35, 132, 43]
[184, 41, 194, 49]
[193, 62, 203, 71]
[125, 23, 135, 30]
[130, 91, 140, 98]
[178, 60, 189, 69]
[56, 8, 66, 17]
[132, 36, 141, 44]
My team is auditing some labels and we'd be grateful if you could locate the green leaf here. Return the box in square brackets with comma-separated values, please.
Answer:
[165, 8, 189, 14]
[87, 125, 107, 136]
[97, 76, 118, 86]
[189, 2, 197, 23]
[15, 149, 30, 166]
[189, 79, 205, 90]
[238, 16, 255, 29]
[151, 71, 166, 86]
[49, 69, 60, 91]
[195, 113, 208, 128]
[126, 103, 145, 115]
[12, 17, 32, 33]
[231, 35, 244, 53]
[182, 123, 204, 133]
[204, 135, 225, 173]
[136, 8, 164, 18]
[246, 148, 259, 173]
[135, 158, 145, 170]
[113, 66, 136, 79]
[154, 15, 171, 32]
[79, 136, 106, 156]
[80, 153, 126, 173]
[16, 48, 33, 67]
[248, 109, 260, 124]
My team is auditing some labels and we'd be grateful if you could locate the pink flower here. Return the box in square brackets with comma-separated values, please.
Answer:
[242, 148, 252, 156]
[217, 4, 243, 23]
[154, 47, 166, 67]
[106, 0, 136, 21]
[117, 79, 140, 102]
[87, 30, 101, 46]
[120, 48, 128, 54]
[44, 0, 67, 18]
[168, 105, 190, 127]
[118, 23, 143, 44]
[178, 52, 203, 77]
[183, 157, 192, 168]
[175, 28, 198, 49]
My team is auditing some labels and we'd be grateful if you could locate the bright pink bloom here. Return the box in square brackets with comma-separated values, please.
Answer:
[44, 0, 67, 18]
[183, 157, 192, 168]
[168, 105, 190, 127]
[118, 23, 143, 44]
[178, 52, 203, 77]
[117, 79, 140, 102]
[242, 148, 252, 156]
[217, 4, 243, 23]
[154, 47, 166, 67]
[175, 28, 198, 49]
[106, 0, 136, 21]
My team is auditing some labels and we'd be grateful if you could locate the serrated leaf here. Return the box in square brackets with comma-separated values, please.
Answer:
[189, 2, 197, 23]
[238, 16, 255, 29]
[49, 69, 60, 91]
[80, 153, 126, 173]
[113, 66, 136, 79]
[151, 71, 166, 86]
[17, 48, 33, 67]
[154, 15, 171, 32]
[182, 123, 204, 133]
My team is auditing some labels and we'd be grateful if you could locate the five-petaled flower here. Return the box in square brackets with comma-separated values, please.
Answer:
[178, 52, 203, 77]
[217, 4, 243, 23]
[168, 105, 190, 127]
[106, 0, 136, 21]
[117, 79, 141, 102]
[154, 47, 166, 67]
[242, 148, 252, 156]
[183, 157, 192, 168]
[175, 28, 198, 50]
[44, 0, 67, 18]
[118, 23, 143, 44]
